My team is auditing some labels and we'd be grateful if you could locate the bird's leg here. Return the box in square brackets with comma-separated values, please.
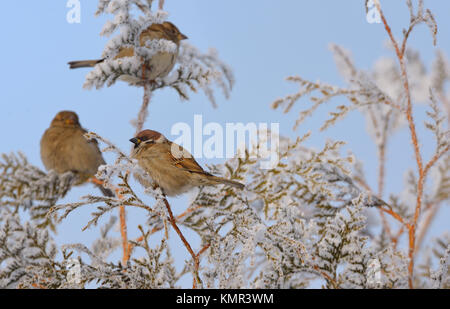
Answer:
[141, 56, 147, 82]
[150, 80, 156, 89]
[88, 176, 104, 186]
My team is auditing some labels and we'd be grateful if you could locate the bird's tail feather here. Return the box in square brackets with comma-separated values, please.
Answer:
[68, 59, 105, 69]
[208, 176, 245, 190]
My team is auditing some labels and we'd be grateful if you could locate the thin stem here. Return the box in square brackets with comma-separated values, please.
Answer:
[158, 0, 165, 10]
[135, 83, 152, 135]
[197, 243, 210, 257]
[369, 105, 394, 241]
[125, 205, 202, 261]
[375, 1, 424, 288]
[163, 198, 202, 288]
[392, 226, 405, 250]
[89, 177, 129, 265]
[424, 145, 450, 177]
[415, 203, 440, 252]
[437, 92, 450, 127]
[119, 205, 129, 265]
[412, 140, 450, 253]
[377, 144, 386, 198]
[377, 108, 393, 198]
[379, 206, 411, 229]
[115, 188, 130, 266]
[312, 265, 340, 289]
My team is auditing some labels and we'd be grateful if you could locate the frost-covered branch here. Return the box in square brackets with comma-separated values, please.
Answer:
[273, 0, 448, 289]
[0, 152, 77, 230]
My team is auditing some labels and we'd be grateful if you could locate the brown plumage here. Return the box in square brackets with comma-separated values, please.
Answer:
[130, 130, 245, 196]
[68, 21, 188, 83]
[40, 111, 114, 197]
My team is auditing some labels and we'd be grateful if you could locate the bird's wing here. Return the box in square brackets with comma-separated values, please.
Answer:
[79, 127, 106, 164]
[166, 142, 212, 176]
[115, 47, 135, 59]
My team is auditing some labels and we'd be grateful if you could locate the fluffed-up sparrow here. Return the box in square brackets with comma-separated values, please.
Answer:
[40, 111, 114, 197]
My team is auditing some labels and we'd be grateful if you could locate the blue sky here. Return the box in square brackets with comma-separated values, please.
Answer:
[0, 1, 449, 286]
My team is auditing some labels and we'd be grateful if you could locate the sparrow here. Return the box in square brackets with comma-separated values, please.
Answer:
[68, 21, 188, 83]
[40, 111, 114, 197]
[130, 130, 245, 196]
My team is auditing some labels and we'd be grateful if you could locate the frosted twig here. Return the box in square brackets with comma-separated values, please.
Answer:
[158, 0, 165, 10]
[133, 83, 152, 135]
[374, 0, 441, 289]
[162, 198, 203, 288]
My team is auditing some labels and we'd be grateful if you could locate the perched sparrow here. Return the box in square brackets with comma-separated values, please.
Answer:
[68, 21, 188, 83]
[40, 111, 114, 197]
[130, 130, 245, 196]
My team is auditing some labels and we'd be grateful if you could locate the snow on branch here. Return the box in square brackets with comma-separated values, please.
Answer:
[0, 152, 77, 230]
[425, 90, 450, 159]
[430, 244, 450, 288]
[0, 214, 63, 288]
[162, 43, 235, 107]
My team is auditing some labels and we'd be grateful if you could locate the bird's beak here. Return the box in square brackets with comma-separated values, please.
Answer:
[179, 33, 188, 40]
[130, 138, 140, 146]
[65, 119, 75, 125]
